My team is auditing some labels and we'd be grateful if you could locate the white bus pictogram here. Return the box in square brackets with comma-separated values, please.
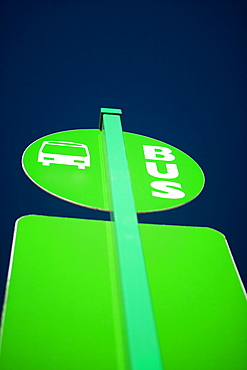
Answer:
[38, 141, 90, 169]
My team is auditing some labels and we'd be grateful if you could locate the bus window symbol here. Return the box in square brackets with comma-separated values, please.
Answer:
[38, 141, 90, 169]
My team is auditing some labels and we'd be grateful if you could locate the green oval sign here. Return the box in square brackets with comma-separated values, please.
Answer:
[22, 129, 205, 212]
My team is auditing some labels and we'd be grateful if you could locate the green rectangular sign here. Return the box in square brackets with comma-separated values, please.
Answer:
[0, 215, 246, 369]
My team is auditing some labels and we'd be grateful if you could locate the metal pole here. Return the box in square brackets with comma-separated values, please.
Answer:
[100, 108, 163, 370]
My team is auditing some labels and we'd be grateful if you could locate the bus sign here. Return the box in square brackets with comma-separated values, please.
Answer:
[22, 129, 205, 212]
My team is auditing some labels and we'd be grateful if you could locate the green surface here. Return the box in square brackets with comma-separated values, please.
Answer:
[1, 216, 247, 369]
[22, 129, 204, 212]
[141, 224, 247, 370]
[101, 108, 122, 114]
[0, 216, 128, 370]
[101, 110, 162, 370]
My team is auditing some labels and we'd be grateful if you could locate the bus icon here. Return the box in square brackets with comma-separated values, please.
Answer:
[38, 141, 90, 169]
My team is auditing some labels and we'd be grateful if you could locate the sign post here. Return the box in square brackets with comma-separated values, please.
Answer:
[0, 107, 246, 369]
[100, 108, 162, 369]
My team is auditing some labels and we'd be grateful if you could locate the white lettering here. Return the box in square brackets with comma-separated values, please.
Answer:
[143, 145, 175, 161]
[146, 162, 179, 179]
[150, 181, 185, 199]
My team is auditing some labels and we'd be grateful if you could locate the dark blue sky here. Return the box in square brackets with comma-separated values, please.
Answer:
[0, 0, 246, 311]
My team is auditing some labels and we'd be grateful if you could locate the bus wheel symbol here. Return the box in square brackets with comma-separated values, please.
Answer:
[38, 141, 90, 169]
